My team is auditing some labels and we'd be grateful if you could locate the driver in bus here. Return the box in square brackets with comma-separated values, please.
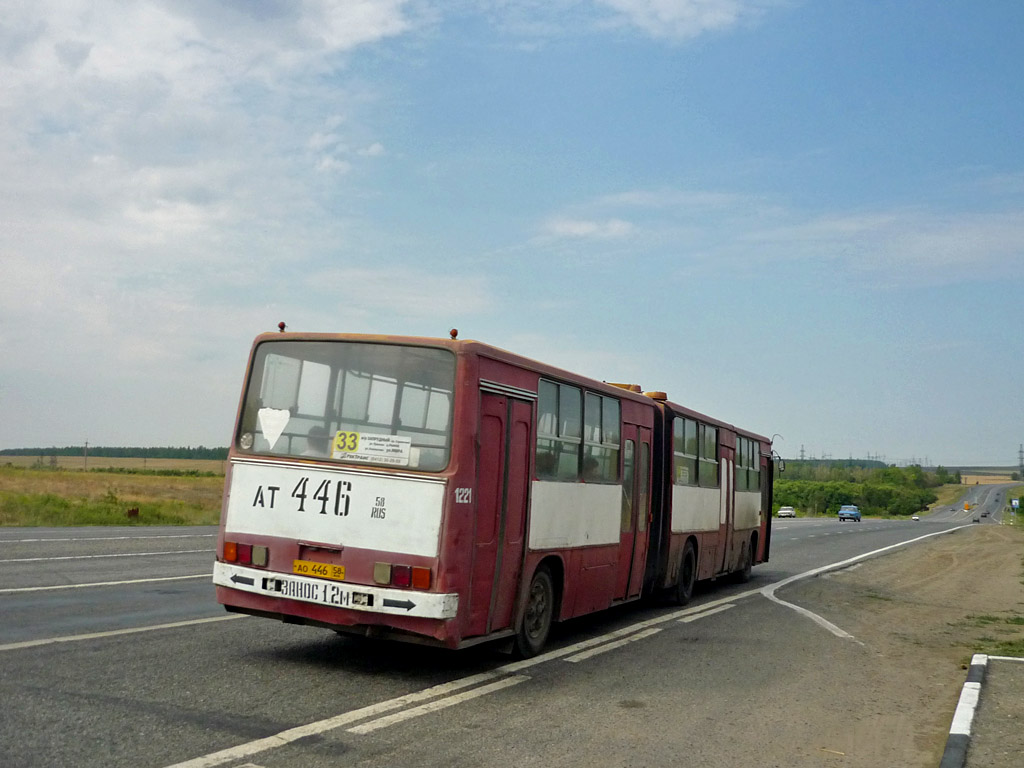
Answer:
[303, 426, 331, 457]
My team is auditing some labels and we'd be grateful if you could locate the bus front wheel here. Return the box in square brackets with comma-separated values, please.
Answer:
[515, 567, 554, 658]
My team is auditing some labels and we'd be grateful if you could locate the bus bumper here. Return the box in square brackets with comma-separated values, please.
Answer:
[213, 561, 459, 620]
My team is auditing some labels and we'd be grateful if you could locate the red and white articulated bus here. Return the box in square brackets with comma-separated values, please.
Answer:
[214, 331, 774, 656]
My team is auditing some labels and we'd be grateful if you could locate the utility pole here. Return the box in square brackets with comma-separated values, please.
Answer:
[1019, 443, 1023, 479]
[84, 440, 88, 471]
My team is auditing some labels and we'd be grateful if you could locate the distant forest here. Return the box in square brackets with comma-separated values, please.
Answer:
[0, 446, 228, 460]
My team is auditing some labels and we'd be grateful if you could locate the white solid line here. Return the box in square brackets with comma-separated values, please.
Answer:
[678, 603, 735, 623]
[761, 524, 974, 641]
[161, 595, 765, 768]
[0, 614, 246, 652]
[564, 627, 662, 663]
[162, 670, 511, 768]
[0, 549, 212, 563]
[499, 587, 763, 675]
[763, 591, 857, 641]
[0, 534, 215, 544]
[950, 682, 981, 735]
[347, 676, 529, 734]
[0, 573, 211, 594]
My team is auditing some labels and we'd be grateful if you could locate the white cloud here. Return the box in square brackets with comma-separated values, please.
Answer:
[542, 217, 634, 239]
[465, 0, 772, 42]
[751, 208, 1024, 284]
[534, 185, 1024, 284]
[596, 0, 752, 38]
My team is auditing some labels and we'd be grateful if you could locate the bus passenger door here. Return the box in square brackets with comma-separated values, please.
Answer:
[616, 425, 651, 600]
[467, 392, 531, 637]
[719, 448, 735, 573]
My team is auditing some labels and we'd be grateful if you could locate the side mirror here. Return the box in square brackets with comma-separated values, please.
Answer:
[772, 452, 785, 474]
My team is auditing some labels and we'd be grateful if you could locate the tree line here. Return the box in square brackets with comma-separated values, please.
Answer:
[775, 462, 960, 517]
[0, 446, 228, 460]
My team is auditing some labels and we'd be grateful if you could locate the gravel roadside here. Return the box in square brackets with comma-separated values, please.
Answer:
[776, 525, 1024, 767]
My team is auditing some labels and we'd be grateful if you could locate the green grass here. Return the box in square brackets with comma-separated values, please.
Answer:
[974, 637, 1024, 657]
[0, 489, 218, 526]
[0, 466, 223, 526]
[956, 612, 1024, 657]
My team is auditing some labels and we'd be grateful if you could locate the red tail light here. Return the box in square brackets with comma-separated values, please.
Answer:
[392, 565, 412, 588]
[237, 544, 253, 565]
[374, 562, 431, 589]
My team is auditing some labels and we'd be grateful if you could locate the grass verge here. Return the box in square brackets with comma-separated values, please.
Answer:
[0, 466, 223, 526]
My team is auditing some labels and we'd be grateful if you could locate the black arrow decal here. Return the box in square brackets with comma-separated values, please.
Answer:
[230, 574, 254, 586]
[382, 598, 415, 611]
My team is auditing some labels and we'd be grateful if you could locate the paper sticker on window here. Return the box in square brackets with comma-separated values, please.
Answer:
[333, 431, 412, 466]
[258, 408, 291, 451]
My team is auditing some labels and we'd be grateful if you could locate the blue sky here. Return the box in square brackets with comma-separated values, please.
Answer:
[1, 0, 1022, 466]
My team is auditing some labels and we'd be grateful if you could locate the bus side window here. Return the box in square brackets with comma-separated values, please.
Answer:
[621, 439, 635, 532]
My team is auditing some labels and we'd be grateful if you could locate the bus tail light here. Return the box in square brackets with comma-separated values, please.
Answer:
[251, 546, 269, 567]
[237, 544, 253, 565]
[412, 566, 431, 590]
[392, 565, 412, 588]
[223, 541, 268, 567]
[374, 562, 432, 590]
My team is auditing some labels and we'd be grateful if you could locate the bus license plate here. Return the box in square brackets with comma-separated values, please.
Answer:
[292, 560, 346, 581]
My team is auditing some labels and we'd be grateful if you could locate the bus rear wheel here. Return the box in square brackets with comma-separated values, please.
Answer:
[675, 541, 696, 605]
[733, 535, 754, 583]
[515, 567, 554, 658]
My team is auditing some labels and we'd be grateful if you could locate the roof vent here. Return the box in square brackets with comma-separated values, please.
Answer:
[643, 391, 668, 401]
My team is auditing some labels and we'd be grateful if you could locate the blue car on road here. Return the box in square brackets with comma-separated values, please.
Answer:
[838, 504, 862, 522]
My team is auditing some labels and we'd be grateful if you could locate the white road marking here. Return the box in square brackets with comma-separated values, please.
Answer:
[0, 549, 212, 563]
[347, 676, 529, 733]
[159, 593, 765, 768]
[678, 603, 735, 623]
[0, 614, 246, 652]
[0, 534, 215, 544]
[564, 627, 662, 662]
[0, 573, 211, 594]
[162, 669, 515, 768]
[761, 524, 974, 641]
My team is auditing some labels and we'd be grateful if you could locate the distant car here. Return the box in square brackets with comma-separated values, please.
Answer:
[838, 505, 862, 522]
[911, 515, 920, 521]
[777, 506, 796, 518]
[973, 515, 981, 523]
[981, 511, 989, 517]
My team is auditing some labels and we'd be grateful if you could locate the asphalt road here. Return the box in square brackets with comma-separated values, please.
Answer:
[0, 490, 1010, 768]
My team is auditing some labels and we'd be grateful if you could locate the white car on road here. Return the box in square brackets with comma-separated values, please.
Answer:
[777, 506, 796, 518]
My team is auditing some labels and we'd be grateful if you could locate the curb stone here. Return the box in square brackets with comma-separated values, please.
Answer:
[941, 654, 1024, 768]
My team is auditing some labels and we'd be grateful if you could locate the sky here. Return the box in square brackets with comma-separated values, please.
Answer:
[1, 0, 1022, 467]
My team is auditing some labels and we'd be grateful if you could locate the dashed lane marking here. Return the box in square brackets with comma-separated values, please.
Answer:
[0, 615, 245, 653]
[0, 573, 211, 594]
[0, 549, 213, 563]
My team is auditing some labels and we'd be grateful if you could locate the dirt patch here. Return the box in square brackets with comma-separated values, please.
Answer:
[783, 526, 1024, 767]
